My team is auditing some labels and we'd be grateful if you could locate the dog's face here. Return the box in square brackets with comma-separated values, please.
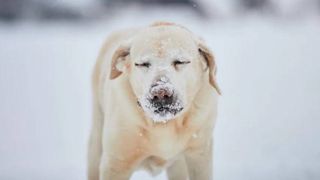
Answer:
[110, 25, 220, 122]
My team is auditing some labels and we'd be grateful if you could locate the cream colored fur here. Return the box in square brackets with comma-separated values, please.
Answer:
[88, 22, 219, 180]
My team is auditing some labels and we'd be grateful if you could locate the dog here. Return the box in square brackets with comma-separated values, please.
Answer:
[88, 22, 220, 180]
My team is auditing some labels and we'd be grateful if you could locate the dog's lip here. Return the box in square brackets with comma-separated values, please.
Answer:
[137, 99, 182, 111]
[154, 106, 184, 115]
[137, 99, 184, 113]
[148, 95, 184, 115]
[137, 100, 142, 107]
[137, 91, 184, 122]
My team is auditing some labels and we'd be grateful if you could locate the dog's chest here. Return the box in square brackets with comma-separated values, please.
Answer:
[142, 155, 176, 175]
[140, 126, 190, 174]
[148, 126, 187, 157]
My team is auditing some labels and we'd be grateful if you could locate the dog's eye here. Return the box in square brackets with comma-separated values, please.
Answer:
[173, 60, 191, 67]
[135, 62, 151, 68]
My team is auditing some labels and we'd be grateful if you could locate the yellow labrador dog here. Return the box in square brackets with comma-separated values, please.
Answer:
[88, 22, 220, 180]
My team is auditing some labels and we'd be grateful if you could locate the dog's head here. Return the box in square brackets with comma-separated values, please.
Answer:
[109, 23, 220, 122]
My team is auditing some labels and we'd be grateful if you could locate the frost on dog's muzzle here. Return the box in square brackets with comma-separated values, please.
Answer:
[138, 78, 184, 123]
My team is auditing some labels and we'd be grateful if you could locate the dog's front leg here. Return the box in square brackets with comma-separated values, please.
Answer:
[99, 148, 145, 180]
[185, 139, 213, 180]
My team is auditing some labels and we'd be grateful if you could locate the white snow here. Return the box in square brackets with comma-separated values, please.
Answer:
[1, 7, 320, 180]
[192, 133, 198, 139]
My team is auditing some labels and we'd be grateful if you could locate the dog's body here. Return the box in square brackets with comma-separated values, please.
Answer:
[88, 22, 220, 180]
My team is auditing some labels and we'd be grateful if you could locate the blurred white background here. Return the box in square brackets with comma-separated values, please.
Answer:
[1, 0, 320, 179]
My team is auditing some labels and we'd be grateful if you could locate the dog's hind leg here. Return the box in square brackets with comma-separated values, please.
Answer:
[166, 155, 189, 180]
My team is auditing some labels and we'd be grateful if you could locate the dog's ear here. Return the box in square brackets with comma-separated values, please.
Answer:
[110, 45, 130, 80]
[198, 42, 221, 95]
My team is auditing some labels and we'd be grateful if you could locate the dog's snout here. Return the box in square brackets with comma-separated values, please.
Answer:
[148, 76, 177, 110]
[150, 87, 173, 100]
[144, 76, 183, 116]
[150, 76, 173, 100]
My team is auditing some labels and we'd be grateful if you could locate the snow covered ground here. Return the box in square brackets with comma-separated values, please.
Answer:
[1, 7, 320, 180]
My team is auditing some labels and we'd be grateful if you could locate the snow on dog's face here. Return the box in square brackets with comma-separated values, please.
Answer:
[110, 24, 220, 123]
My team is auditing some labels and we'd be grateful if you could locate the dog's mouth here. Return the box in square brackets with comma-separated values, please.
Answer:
[137, 86, 184, 123]
[149, 94, 183, 116]
[138, 97, 184, 123]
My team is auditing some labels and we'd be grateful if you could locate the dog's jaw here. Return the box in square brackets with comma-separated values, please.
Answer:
[137, 95, 184, 123]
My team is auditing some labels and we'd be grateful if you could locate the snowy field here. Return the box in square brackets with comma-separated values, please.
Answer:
[1, 8, 320, 180]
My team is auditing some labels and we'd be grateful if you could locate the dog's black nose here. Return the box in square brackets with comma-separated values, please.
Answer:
[150, 87, 173, 100]
[149, 86, 174, 108]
